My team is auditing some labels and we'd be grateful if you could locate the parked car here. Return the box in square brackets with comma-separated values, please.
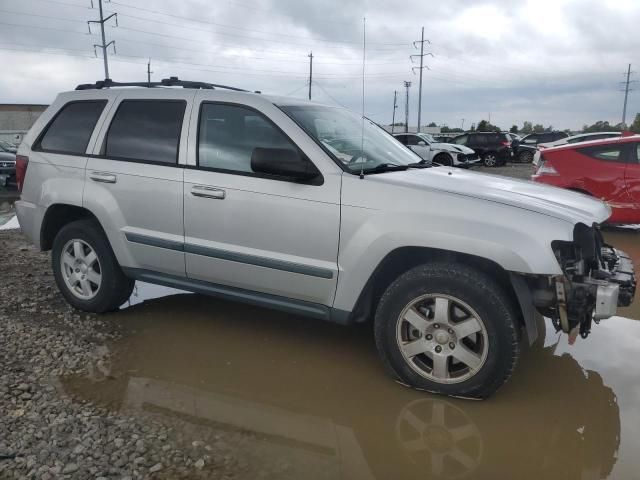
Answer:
[532, 135, 640, 223]
[0, 141, 17, 154]
[14, 77, 635, 398]
[538, 132, 622, 149]
[514, 131, 569, 163]
[393, 132, 480, 167]
[449, 132, 512, 166]
[0, 148, 16, 188]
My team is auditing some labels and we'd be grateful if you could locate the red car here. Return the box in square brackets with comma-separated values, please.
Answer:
[532, 135, 640, 224]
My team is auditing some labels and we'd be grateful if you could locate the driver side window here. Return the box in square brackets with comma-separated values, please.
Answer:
[198, 103, 300, 174]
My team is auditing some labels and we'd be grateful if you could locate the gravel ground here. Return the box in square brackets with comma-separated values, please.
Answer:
[0, 163, 534, 479]
[0, 230, 244, 480]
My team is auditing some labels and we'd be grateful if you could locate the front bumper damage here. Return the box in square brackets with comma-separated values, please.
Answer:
[552, 246, 636, 338]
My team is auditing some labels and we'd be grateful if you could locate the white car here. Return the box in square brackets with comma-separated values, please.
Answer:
[13, 77, 636, 398]
[538, 132, 622, 149]
[393, 132, 480, 167]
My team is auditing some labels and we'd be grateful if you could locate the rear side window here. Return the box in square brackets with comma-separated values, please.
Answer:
[38, 101, 106, 154]
[104, 100, 186, 164]
[578, 144, 624, 162]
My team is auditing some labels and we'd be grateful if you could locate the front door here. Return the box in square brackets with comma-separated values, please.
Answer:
[183, 97, 341, 306]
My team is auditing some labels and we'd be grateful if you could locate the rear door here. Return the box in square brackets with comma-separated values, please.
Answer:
[182, 92, 341, 306]
[85, 90, 194, 277]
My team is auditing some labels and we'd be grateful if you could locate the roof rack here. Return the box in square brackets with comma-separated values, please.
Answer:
[75, 76, 249, 92]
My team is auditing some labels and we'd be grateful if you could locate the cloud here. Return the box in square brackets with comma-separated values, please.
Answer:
[0, 0, 638, 130]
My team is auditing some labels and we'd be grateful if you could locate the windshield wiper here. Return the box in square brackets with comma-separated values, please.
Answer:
[359, 163, 410, 175]
[407, 160, 431, 168]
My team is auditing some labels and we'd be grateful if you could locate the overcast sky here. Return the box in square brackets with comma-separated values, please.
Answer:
[0, 0, 638, 130]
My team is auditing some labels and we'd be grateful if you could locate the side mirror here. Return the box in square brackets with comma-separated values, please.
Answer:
[251, 147, 319, 181]
[417, 141, 427, 146]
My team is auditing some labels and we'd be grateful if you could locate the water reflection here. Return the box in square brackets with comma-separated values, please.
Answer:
[61, 293, 630, 480]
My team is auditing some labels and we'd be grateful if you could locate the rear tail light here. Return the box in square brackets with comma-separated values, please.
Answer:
[15, 155, 28, 193]
[501, 140, 511, 147]
[535, 159, 558, 176]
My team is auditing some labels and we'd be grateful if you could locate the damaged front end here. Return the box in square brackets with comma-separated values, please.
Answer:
[537, 223, 636, 339]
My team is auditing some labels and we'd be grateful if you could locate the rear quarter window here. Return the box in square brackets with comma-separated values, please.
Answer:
[577, 144, 625, 162]
[36, 101, 107, 154]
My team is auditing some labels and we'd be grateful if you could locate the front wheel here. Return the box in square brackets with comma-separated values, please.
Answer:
[374, 263, 520, 398]
[433, 153, 453, 167]
[518, 150, 534, 163]
[52, 219, 134, 313]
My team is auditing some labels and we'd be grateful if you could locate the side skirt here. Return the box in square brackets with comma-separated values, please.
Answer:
[121, 267, 353, 325]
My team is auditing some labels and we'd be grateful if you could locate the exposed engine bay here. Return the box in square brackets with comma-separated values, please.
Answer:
[537, 223, 636, 339]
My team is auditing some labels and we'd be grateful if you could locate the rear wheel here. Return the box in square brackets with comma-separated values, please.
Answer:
[52, 219, 134, 313]
[374, 263, 520, 398]
[482, 152, 498, 167]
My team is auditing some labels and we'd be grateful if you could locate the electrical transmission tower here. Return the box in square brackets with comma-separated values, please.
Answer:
[410, 27, 433, 133]
[88, 0, 117, 80]
[403, 81, 411, 133]
[620, 64, 637, 126]
[391, 90, 398, 134]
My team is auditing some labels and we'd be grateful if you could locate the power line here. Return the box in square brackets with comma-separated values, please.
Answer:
[87, 0, 117, 79]
[391, 90, 398, 133]
[620, 63, 636, 126]
[308, 51, 313, 100]
[403, 81, 411, 133]
[106, 3, 408, 46]
[410, 27, 433, 132]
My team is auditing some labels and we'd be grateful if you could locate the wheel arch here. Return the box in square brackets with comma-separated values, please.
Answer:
[345, 246, 536, 342]
[40, 204, 103, 251]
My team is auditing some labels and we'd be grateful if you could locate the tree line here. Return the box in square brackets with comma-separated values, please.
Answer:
[398, 113, 640, 134]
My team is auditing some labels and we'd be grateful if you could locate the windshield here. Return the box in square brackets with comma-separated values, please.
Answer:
[279, 104, 421, 173]
[417, 133, 435, 143]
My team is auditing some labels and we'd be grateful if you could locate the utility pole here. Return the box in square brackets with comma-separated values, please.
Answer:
[621, 63, 635, 126]
[88, 0, 117, 80]
[461, 118, 465, 130]
[308, 51, 313, 100]
[391, 90, 398, 134]
[403, 81, 411, 133]
[410, 27, 433, 133]
[147, 58, 153, 86]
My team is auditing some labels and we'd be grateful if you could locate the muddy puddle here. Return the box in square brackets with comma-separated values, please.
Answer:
[61, 228, 640, 480]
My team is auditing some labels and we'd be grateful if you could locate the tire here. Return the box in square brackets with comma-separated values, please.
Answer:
[374, 263, 520, 399]
[482, 152, 498, 167]
[52, 219, 134, 313]
[433, 153, 453, 167]
[518, 150, 534, 163]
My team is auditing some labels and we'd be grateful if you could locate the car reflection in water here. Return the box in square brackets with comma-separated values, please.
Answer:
[59, 284, 629, 480]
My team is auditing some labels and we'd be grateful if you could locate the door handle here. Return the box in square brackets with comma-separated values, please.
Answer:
[191, 185, 226, 199]
[89, 171, 117, 184]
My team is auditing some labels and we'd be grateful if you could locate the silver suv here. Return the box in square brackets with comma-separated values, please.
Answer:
[14, 77, 636, 398]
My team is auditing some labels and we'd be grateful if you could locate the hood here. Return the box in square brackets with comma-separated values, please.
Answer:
[430, 142, 475, 154]
[374, 167, 611, 225]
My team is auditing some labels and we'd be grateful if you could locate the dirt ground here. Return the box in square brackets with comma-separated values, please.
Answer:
[2, 163, 640, 480]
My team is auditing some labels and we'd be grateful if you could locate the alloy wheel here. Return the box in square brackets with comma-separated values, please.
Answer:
[60, 238, 102, 300]
[396, 294, 489, 384]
